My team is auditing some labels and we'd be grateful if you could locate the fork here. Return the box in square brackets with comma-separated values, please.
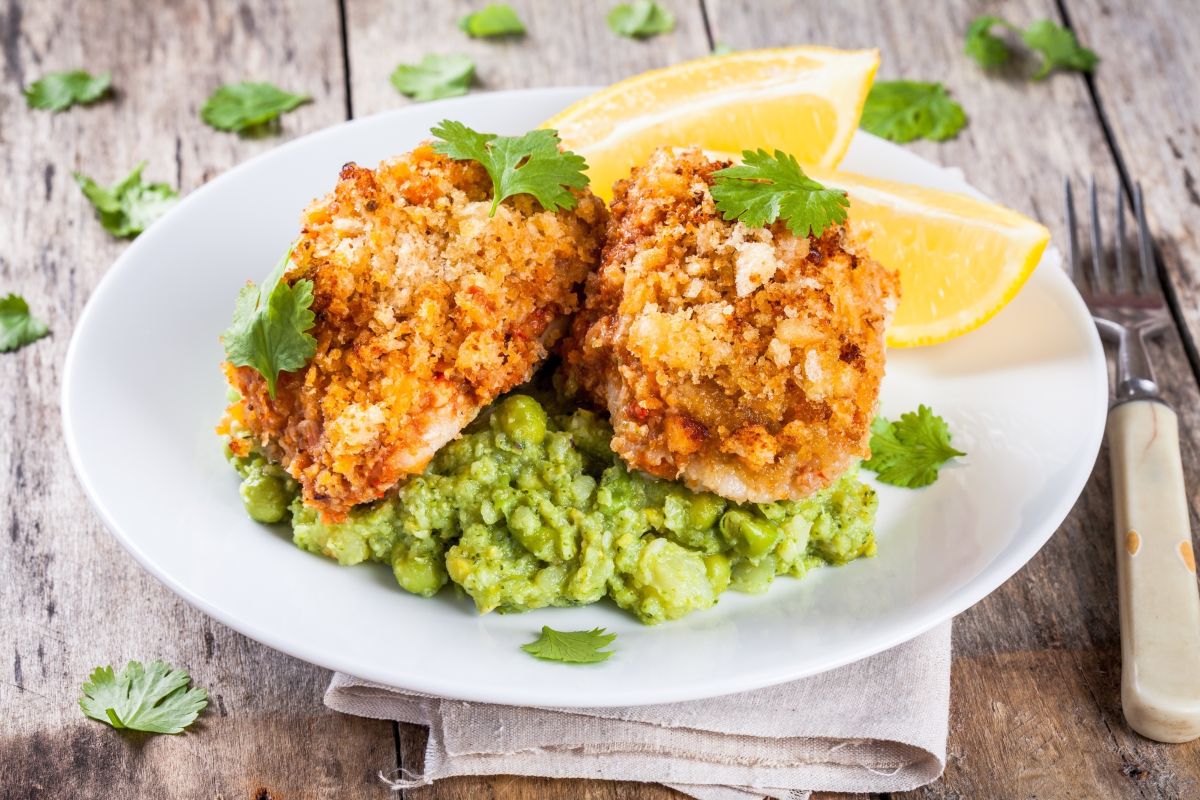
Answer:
[1066, 178, 1200, 743]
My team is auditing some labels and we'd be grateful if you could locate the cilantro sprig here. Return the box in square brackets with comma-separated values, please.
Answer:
[459, 4, 525, 37]
[431, 120, 589, 216]
[24, 70, 111, 112]
[223, 249, 317, 398]
[74, 163, 179, 239]
[861, 81, 967, 143]
[863, 406, 965, 489]
[607, 0, 675, 38]
[522, 626, 616, 664]
[710, 149, 849, 238]
[201, 82, 310, 134]
[80, 660, 208, 734]
[965, 17, 1098, 79]
[1, 294, 50, 352]
[391, 54, 475, 102]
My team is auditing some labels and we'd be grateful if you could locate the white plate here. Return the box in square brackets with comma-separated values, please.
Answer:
[63, 88, 1107, 707]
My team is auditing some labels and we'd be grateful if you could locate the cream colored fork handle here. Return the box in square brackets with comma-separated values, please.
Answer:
[1110, 400, 1200, 742]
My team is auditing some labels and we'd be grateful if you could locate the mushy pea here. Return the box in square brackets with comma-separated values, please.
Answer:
[226, 394, 877, 624]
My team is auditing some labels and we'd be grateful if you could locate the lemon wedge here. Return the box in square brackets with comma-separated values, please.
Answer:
[544, 46, 879, 200]
[810, 169, 1051, 347]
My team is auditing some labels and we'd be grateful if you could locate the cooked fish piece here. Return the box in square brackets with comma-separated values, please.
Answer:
[563, 147, 898, 503]
[224, 144, 607, 520]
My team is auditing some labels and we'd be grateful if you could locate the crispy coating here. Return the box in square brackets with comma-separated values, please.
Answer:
[563, 148, 898, 503]
[225, 144, 607, 520]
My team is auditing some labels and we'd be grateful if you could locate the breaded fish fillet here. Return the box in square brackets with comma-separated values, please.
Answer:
[563, 147, 898, 503]
[225, 144, 607, 520]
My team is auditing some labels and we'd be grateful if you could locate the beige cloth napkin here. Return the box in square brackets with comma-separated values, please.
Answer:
[323, 621, 950, 799]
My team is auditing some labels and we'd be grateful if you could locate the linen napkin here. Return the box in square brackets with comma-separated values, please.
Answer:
[324, 621, 951, 799]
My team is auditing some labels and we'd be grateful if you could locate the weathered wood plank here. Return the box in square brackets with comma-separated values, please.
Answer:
[1064, 0, 1200, 389]
[706, 0, 1200, 797]
[0, 1, 394, 797]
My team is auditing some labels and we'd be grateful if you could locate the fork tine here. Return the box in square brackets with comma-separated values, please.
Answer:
[1064, 178, 1080, 283]
[1089, 176, 1104, 292]
[1135, 183, 1155, 292]
[1115, 188, 1128, 293]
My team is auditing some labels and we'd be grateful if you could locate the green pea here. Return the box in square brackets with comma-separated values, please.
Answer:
[495, 395, 548, 446]
[704, 553, 732, 594]
[239, 472, 291, 524]
[392, 554, 447, 597]
[719, 510, 780, 558]
[687, 493, 727, 530]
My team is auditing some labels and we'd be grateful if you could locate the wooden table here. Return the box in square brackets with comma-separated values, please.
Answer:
[4, 0, 1200, 796]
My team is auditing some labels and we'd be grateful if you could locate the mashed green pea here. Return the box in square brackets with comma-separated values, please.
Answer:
[226, 392, 879, 624]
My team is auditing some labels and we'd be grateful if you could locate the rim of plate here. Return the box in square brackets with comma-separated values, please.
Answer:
[62, 87, 1109, 706]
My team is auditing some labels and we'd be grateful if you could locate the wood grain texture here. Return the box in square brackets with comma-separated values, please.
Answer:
[1065, 0, 1200, 385]
[0, 1, 394, 798]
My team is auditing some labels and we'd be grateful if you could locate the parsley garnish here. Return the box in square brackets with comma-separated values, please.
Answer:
[223, 249, 317, 398]
[431, 120, 589, 216]
[1021, 20, 1098, 80]
[80, 660, 208, 734]
[24, 70, 111, 112]
[74, 163, 178, 239]
[964, 16, 1012, 68]
[459, 4, 525, 37]
[863, 406, 965, 489]
[965, 17, 1097, 79]
[0, 294, 50, 352]
[860, 80, 967, 143]
[710, 149, 849, 238]
[607, 0, 675, 38]
[201, 82, 310, 134]
[522, 626, 616, 664]
[391, 54, 475, 101]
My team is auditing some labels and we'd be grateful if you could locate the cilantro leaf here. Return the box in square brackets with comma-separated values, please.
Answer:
[74, 162, 178, 239]
[0, 294, 50, 352]
[860, 80, 967, 143]
[964, 16, 1013, 68]
[24, 70, 111, 112]
[607, 0, 675, 38]
[710, 149, 848, 238]
[391, 54, 475, 102]
[863, 406, 965, 489]
[200, 82, 309, 134]
[223, 249, 317, 398]
[1021, 20, 1098, 80]
[79, 660, 208, 734]
[459, 4, 525, 37]
[431, 120, 589, 216]
[522, 626, 616, 664]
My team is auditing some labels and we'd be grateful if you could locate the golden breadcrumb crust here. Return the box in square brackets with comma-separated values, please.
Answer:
[224, 144, 607, 519]
[563, 147, 898, 502]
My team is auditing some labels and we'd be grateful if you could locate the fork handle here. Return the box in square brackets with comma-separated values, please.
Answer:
[1110, 400, 1200, 742]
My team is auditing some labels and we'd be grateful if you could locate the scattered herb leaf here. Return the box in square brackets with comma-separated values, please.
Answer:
[1021, 19, 1098, 79]
[522, 626, 616, 664]
[24, 70, 112, 112]
[607, 0, 675, 38]
[223, 248, 317, 398]
[459, 4, 526, 37]
[0, 294, 50, 352]
[431, 120, 589, 216]
[964, 16, 1013, 68]
[860, 80, 967, 143]
[74, 163, 178, 239]
[711, 42, 735, 56]
[79, 660, 208, 734]
[390, 54, 475, 101]
[200, 82, 309, 133]
[863, 405, 965, 489]
[710, 149, 849, 238]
